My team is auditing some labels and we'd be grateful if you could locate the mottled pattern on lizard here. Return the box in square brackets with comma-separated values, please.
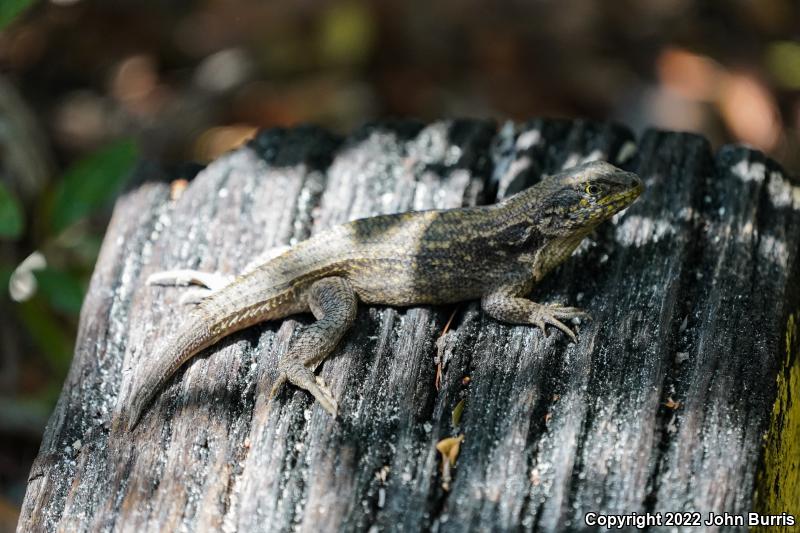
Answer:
[126, 160, 643, 429]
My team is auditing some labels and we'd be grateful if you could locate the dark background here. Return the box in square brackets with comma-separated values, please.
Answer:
[1, 0, 799, 528]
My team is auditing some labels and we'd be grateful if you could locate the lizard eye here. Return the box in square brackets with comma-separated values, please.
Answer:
[585, 183, 600, 196]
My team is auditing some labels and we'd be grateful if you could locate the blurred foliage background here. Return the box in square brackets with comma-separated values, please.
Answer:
[1, 0, 799, 527]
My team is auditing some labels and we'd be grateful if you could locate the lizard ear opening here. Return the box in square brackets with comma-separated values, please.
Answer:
[503, 221, 541, 248]
[530, 187, 584, 235]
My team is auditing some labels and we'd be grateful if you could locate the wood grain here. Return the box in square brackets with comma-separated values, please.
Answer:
[18, 119, 800, 532]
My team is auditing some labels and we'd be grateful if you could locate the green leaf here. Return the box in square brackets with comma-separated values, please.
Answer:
[0, 182, 24, 238]
[35, 268, 85, 315]
[51, 140, 138, 232]
[0, 0, 36, 30]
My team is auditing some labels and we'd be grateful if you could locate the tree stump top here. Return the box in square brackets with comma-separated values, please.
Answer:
[18, 119, 800, 532]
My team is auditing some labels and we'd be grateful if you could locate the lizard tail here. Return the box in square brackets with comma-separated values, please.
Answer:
[126, 316, 217, 430]
[125, 267, 296, 430]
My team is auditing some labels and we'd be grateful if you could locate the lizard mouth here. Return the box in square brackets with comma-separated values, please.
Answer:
[608, 185, 643, 210]
[587, 182, 644, 223]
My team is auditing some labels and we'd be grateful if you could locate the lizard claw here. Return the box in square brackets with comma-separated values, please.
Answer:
[545, 303, 590, 318]
[546, 316, 577, 342]
[311, 376, 338, 417]
[269, 373, 288, 399]
[178, 287, 215, 305]
[532, 304, 590, 342]
[268, 366, 338, 417]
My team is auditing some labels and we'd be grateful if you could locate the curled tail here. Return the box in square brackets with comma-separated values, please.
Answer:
[126, 315, 216, 430]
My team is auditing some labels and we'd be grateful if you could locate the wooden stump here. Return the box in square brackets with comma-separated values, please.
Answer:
[18, 119, 800, 532]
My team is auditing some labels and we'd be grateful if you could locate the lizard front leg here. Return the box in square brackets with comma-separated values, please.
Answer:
[481, 284, 588, 341]
[270, 276, 357, 416]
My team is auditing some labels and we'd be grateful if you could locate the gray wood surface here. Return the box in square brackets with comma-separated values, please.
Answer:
[18, 119, 800, 532]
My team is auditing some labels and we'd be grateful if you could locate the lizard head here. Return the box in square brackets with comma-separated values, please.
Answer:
[532, 161, 643, 236]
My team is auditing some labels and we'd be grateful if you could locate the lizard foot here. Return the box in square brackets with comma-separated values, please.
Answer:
[311, 376, 338, 416]
[269, 362, 338, 417]
[178, 287, 214, 305]
[147, 269, 234, 305]
[532, 304, 590, 342]
[147, 269, 233, 291]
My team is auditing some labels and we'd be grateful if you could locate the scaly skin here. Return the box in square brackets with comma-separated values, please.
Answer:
[127, 160, 643, 428]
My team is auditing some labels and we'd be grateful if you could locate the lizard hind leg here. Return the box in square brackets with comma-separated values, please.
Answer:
[146, 269, 234, 305]
[269, 276, 358, 416]
[145, 245, 292, 305]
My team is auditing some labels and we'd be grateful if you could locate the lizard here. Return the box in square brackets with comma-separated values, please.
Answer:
[125, 160, 643, 429]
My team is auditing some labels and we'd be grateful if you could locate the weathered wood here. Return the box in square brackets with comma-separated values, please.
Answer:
[18, 119, 800, 532]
